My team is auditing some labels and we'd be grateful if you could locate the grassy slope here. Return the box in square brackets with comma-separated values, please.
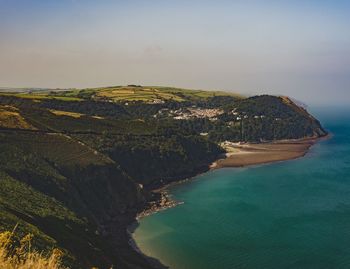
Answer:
[0, 93, 82, 102]
[0, 133, 109, 267]
[0, 127, 150, 268]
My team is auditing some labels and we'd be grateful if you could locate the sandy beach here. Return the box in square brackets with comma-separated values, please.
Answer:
[212, 138, 321, 169]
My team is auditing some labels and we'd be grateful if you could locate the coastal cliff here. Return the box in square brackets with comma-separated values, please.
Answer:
[0, 87, 327, 268]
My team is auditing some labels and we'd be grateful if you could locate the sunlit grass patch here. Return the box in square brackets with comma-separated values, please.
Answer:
[49, 109, 84, 118]
[0, 105, 36, 130]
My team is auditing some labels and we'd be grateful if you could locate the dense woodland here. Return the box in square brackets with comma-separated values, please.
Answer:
[0, 89, 326, 269]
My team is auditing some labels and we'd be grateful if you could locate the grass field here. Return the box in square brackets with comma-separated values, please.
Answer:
[94, 86, 241, 103]
[0, 92, 82, 102]
[0, 86, 242, 103]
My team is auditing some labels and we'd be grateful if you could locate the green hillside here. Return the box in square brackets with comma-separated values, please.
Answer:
[0, 85, 242, 104]
[0, 86, 327, 268]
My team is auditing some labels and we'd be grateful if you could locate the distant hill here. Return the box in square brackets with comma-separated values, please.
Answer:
[0, 85, 242, 103]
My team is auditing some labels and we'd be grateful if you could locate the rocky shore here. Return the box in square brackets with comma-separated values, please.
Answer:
[137, 190, 183, 219]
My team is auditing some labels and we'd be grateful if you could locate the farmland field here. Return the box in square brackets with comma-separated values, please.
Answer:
[0, 86, 242, 103]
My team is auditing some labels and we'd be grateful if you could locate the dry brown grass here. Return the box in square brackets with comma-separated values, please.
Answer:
[49, 109, 84, 118]
[0, 228, 66, 269]
[0, 106, 36, 130]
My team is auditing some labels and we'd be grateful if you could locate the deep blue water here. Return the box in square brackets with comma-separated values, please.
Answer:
[134, 107, 350, 269]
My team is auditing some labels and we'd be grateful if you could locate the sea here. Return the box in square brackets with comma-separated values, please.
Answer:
[133, 107, 350, 269]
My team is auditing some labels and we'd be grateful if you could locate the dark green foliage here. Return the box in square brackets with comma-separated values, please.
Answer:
[234, 95, 327, 141]
[40, 99, 129, 118]
[195, 95, 239, 108]
[75, 133, 223, 187]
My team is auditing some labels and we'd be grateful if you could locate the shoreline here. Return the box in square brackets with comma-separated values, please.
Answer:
[137, 136, 330, 218]
[136, 190, 184, 220]
[212, 136, 327, 169]
[128, 135, 329, 268]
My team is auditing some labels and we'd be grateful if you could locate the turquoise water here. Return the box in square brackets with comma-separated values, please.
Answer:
[134, 108, 350, 269]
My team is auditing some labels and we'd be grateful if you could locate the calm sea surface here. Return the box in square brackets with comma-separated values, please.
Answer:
[133, 107, 350, 269]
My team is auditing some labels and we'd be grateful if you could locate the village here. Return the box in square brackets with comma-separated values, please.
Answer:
[155, 106, 224, 121]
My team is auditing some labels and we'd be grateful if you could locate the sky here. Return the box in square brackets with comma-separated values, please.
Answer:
[0, 0, 349, 105]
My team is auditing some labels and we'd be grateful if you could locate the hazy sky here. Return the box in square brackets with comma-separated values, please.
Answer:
[0, 0, 349, 105]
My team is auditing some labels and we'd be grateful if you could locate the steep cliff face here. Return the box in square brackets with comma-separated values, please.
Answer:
[57, 164, 156, 269]
[281, 96, 327, 137]
[0, 131, 153, 268]
[0, 128, 219, 268]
